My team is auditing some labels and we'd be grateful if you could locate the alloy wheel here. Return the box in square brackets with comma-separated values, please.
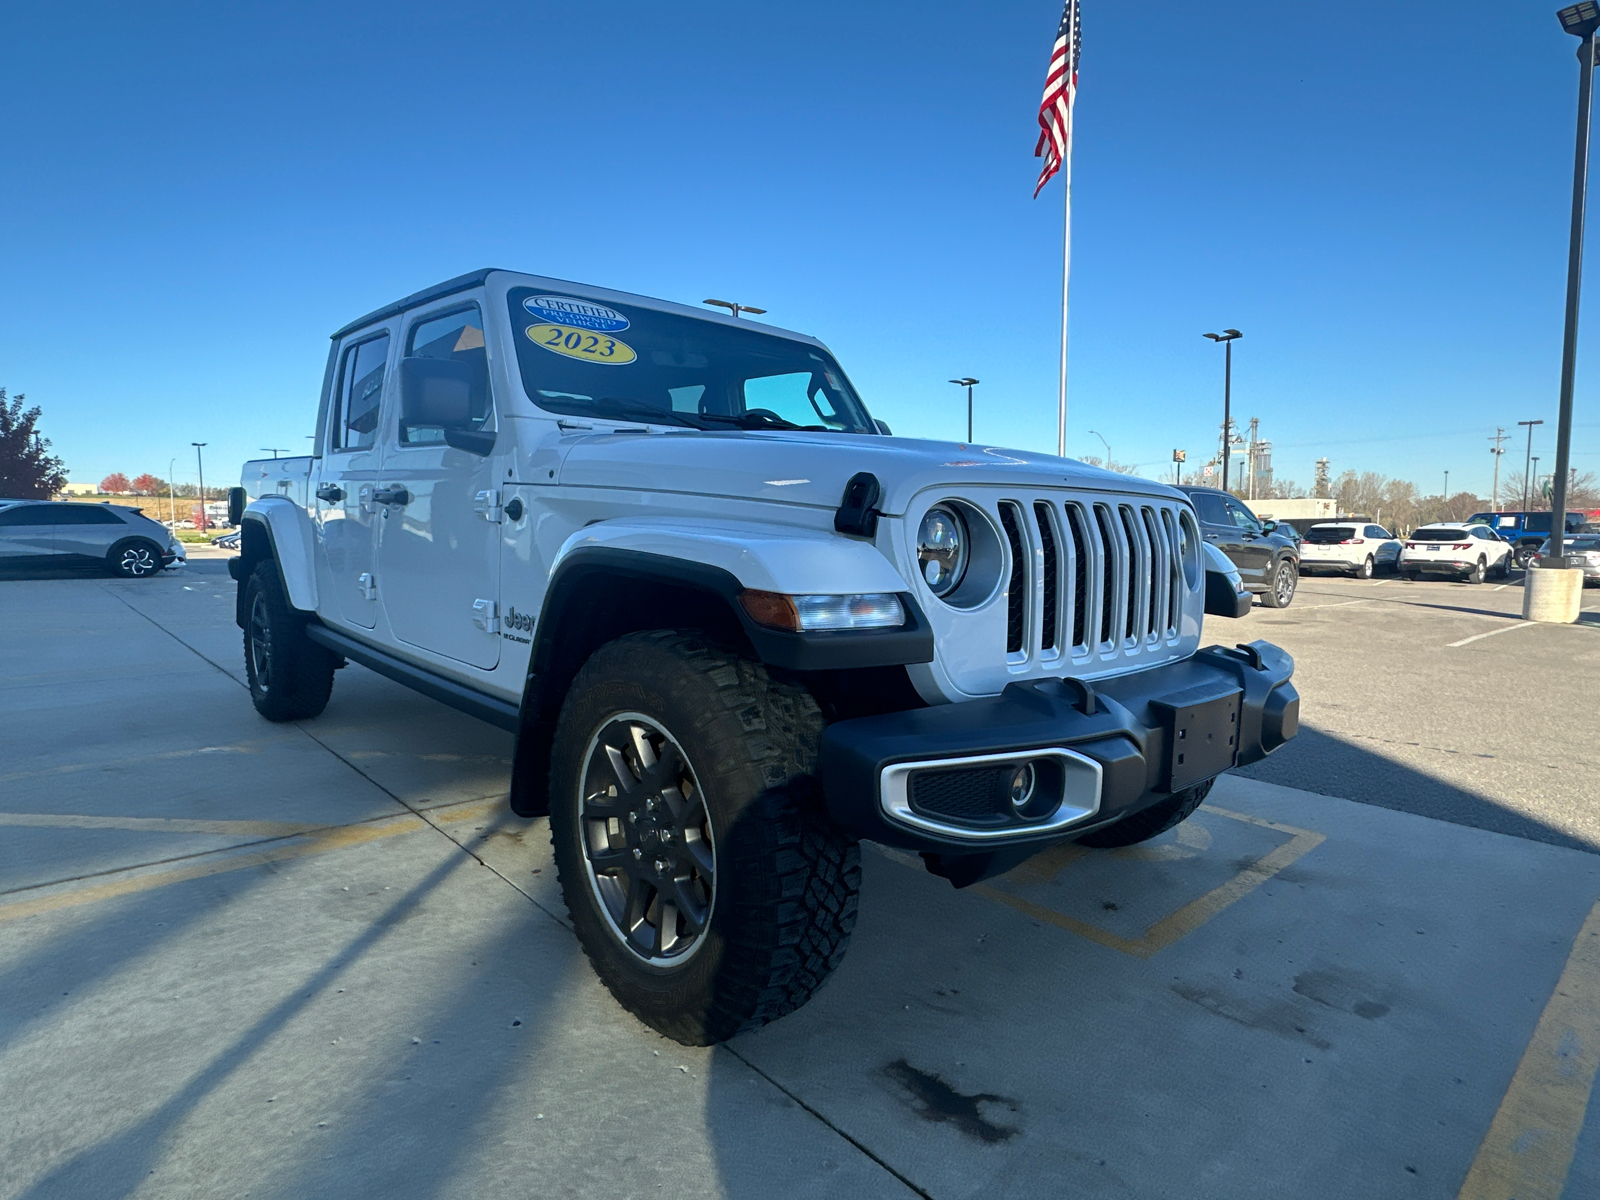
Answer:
[248, 593, 273, 693]
[1275, 563, 1295, 605]
[120, 546, 157, 576]
[578, 714, 715, 967]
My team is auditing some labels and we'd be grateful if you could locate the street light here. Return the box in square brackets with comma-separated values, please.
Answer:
[168, 456, 176, 527]
[259, 447, 288, 459]
[1443, 470, 1450, 503]
[192, 442, 207, 532]
[1549, 2, 1600, 564]
[1203, 329, 1243, 491]
[1087, 429, 1111, 468]
[703, 299, 767, 319]
[948, 378, 979, 442]
[1518, 419, 1544, 512]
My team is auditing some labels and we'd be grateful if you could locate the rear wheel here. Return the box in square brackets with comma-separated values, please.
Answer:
[548, 630, 859, 1046]
[1075, 779, 1215, 848]
[1355, 555, 1374, 580]
[243, 562, 336, 721]
[1466, 557, 1486, 585]
[108, 538, 164, 578]
[1259, 559, 1298, 608]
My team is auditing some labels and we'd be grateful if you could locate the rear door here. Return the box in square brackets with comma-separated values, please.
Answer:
[376, 300, 501, 670]
[317, 328, 394, 628]
[51, 505, 130, 563]
[0, 504, 57, 561]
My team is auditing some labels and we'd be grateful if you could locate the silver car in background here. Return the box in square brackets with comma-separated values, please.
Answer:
[1531, 534, 1600, 583]
[0, 500, 186, 576]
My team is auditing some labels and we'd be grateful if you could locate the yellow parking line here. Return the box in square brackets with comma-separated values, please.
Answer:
[976, 806, 1324, 959]
[0, 797, 506, 925]
[1458, 898, 1600, 1200]
[0, 813, 325, 838]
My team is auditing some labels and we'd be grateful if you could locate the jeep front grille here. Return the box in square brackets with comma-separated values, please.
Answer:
[1005, 494, 1194, 662]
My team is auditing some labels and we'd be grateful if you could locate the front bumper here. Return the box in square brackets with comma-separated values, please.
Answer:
[819, 640, 1298, 858]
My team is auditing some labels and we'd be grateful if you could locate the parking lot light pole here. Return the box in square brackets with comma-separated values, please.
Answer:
[1203, 330, 1242, 492]
[702, 299, 767, 320]
[1551, 1, 1600, 564]
[948, 378, 979, 442]
[1519, 419, 1544, 512]
[1088, 429, 1111, 469]
[192, 442, 207, 532]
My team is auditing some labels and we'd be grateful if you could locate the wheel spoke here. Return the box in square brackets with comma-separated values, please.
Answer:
[629, 723, 658, 772]
[587, 845, 637, 876]
[682, 835, 714, 881]
[667, 875, 709, 934]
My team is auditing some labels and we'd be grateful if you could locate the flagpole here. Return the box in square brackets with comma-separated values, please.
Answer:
[1057, 101, 1073, 459]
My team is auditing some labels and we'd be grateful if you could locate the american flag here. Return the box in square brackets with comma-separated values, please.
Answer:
[1033, 0, 1081, 198]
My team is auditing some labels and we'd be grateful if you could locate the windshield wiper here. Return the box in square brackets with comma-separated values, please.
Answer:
[590, 399, 708, 429]
[695, 411, 808, 432]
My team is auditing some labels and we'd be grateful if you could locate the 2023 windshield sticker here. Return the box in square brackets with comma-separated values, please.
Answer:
[524, 322, 637, 365]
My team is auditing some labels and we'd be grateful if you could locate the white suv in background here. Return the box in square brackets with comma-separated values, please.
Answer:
[1298, 522, 1401, 579]
[1399, 523, 1513, 583]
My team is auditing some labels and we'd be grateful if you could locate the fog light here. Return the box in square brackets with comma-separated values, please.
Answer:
[1007, 762, 1037, 811]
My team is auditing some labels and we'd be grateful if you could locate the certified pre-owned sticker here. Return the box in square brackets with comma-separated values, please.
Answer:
[521, 295, 629, 332]
[525, 323, 637, 365]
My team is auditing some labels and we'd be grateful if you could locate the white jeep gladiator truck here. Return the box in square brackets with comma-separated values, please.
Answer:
[230, 268, 1298, 1046]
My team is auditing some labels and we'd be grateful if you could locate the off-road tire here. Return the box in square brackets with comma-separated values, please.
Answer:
[548, 630, 860, 1046]
[1259, 559, 1298, 608]
[1355, 555, 1374, 580]
[1072, 779, 1215, 849]
[108, 538, 164, 578]
[1466, 556, 1486, 585]
[243, 561, 336, 722]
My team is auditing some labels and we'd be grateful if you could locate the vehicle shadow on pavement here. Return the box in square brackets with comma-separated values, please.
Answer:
[7, 846, 497, 1200]
[1234, 724, 1592, 852]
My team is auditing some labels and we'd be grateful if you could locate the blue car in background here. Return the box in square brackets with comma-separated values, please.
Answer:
[1467, 510, 1587, 567]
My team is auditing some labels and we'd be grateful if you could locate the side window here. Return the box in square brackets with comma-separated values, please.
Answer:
[1227, 502, 1261, 533]
[54, 507, 124, 525]
[333, 333, 391, 451]
[401, 305, 492, 445]
[1191, 494, 1228, 525]
[0, 506, 61, 526]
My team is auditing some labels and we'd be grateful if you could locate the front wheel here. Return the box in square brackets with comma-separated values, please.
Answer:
[548, 631, 860, 1046]
[1259, 559, 1298, 608]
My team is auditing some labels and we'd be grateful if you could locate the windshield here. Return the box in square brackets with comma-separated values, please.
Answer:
[506, 289, 874, 433]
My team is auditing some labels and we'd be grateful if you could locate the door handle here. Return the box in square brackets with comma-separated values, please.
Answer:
[1203, 533, 1219, 541]
[372, 486, 410, 507]
[315, 484, 345, 503]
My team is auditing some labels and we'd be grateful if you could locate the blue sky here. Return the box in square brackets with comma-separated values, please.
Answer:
[3, 0, 1597, 499]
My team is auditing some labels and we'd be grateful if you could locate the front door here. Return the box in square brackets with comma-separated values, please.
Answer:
[0, 504, 57, 562]
[316, 329, 392, 629]
[376, 302, 501, 670]
[1224, 498, 1274, 584]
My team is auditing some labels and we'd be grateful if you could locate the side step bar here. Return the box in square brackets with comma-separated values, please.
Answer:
[304, 624, 520, 732]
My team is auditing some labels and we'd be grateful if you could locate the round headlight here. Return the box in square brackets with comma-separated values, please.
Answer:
[917, 505, 969, 597]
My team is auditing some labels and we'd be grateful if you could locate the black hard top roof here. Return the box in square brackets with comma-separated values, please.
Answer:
[330, 268, 501, 340]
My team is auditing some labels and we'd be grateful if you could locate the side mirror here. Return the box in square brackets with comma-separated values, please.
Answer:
[874, 419, 893, 436]
[1260, 519, 1278, 534]
[1202, 542, 1252, 618]
[227, 487, 246, 526]
[399, 357, 495, 455]
[400, 357, 471, 427]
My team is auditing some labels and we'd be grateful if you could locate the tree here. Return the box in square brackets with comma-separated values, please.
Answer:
[1078, 455, 1140, 476]
[100, 472, 131, 494]
[0, 389, 68, 500]
[131, 473, 164, 495]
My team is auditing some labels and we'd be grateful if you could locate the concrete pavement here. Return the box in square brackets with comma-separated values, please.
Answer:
[3, 563, 1599, 1199]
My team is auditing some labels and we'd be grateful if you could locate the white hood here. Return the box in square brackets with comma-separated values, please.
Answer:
[556, 430, 1183, 515]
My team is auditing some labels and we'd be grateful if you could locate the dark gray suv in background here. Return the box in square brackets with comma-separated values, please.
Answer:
[1177, 485, 1300, 608]
[0, 500, 184, 577]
